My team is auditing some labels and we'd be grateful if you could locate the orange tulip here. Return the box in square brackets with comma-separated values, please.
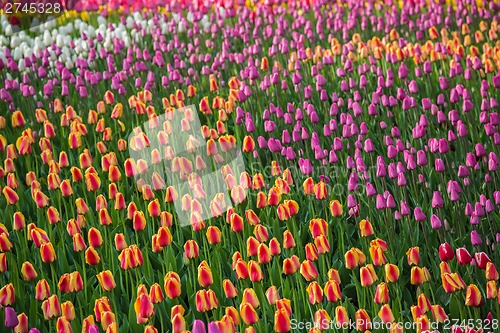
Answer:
[314, 181, 328, 200]
[35, 279, 50, 301]
[303, 177, 315, 194]
[42, 294, 61, 320]
[133, 211, 147, 231]
[21, 262, 38, 281]
[385, 264, 400, 283]
[248, 260, 264, 282]
[40, 242, 56, 263]
[58, 271, 83, 293]
[410, 267, 426, 285]
[300, 260, 319, 281]
[431, 304, 448, 323]
[206, 226, 222, 245]
[335, 306, 349, 325]
[239, 303, 259, 325]
[223, 279, 238, 299]
[0, 283, 15, 306]
[486, 280, 497, 299]
[306, 281, 323, 304]
[266, 286, 280, 305]
[16, 312, 28, 333]
[85, 247, 101, 266]
[97, 271, 116, 292]
[406, 247, 420, 266]
[164, 272, 182, 299]
[61, 301, 76, 321]
[274, 308, 291, 333]
[242, 136, 255, 153]
[283, 230, 295, 249]
[359, 219, 374, 237]
[149, 283, 164, 304]
[257, 243, 272, 264]
[378, 304, 395, 323]
[198, 261, 213, 287]
[485, 262, 499, 280]
[88, 227, 103, 247]
[355, 309, 371, 331]
[134, 293, 155, 324]
[374, 283, 390, 304]
[329, 199, 343, 216]
[242, 288, 260, 308]
[465, 284, 483, 307]
[2, 186, 19, 205]
[360, 264, 378, 287]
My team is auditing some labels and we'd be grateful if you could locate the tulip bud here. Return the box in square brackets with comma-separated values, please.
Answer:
[21, 262, 38, 281]
[97, 271, 116, 292]
[42, 295, 61, 320]
[465, 284, 483, 307]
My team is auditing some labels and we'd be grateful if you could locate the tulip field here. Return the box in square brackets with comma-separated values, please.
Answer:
[1, 0, 500, 332]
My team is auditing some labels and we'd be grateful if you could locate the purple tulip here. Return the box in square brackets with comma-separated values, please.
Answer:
[470, 230, 482, 246]
[208, 322, 221, 333]
[430, 215, 442, 229]
[193, 319, 206, 333]
[4, 307, 18, 328]
[414, 207, 426, 222]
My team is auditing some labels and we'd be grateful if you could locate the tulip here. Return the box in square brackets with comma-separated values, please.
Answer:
[239, 303, 258, 325]
[21, 262, 38, 281]
[374, 282, 390, 304]
[184, 239, 198, 258]
[192, 319, 206, 333]
[456, 247, 473, 265]
[359, 219, 374, 237]
[88, 228, 103, 247]
[42, 295, 61, 320]
[198, 261, 213, 287]
[97, 271, 116, 292]
[355, 309, 371, 331]
[485, 262, 499, 280]
[329, 200, 343, 216]
[360, 264, 378, 287]
[465, 284, 483, 307]
[4, 307, 18, 328]
[274, 308, 290, 332]
[306, 281, 323, 304]
[114, 234, 127, 251]
[15, 312, 28, 333]
[13, 212, 26, 230]
[0, 254, 6, 273]
[378, 304, 395, 323]
[86, 247, 101, 266]
[439, 243, 454, 261]
[486, 280, 497, 299]
[134, 293, 155, 324]
[324, 280, 342, 302]
[223, 280, 238, 299]
[2, 186, 19, 205]
[40, 242, 56, 263]
[164, 272, 182, 299]
[248, 260, 264, 282]
[283, 230, 296, 249]
[410, 267, 426, 285]
[300, 260, 319, 281]
[61, 301, 76, 321]
[406, 247, 420, 265]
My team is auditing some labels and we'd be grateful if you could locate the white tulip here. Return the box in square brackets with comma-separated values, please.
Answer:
[4, 25, 13, 37]
[18, 59, 25, 72]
